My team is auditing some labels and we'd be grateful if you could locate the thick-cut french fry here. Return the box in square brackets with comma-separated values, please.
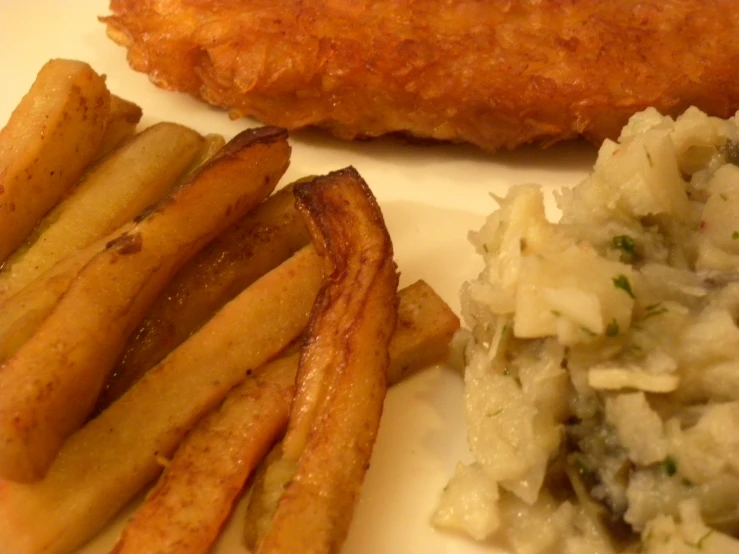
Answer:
[97, 183, 310, 409]
[0, 59, 110, 262]
[0, 122, 204, 300]
[0, 230, 123, 364]
[243, 280, 460, 549]
[111, 354, 298, 554]
[176, 132, 226, 184]
[0, 126, 290, 483]
[95, 95, 144, 159]
[0, 245, 323, 554]
[111, 281, 458, 554]
[110, 276, 458, 554]
[257, 168, 398, 554]
[0, 133, 225, 363]
[386, 279, 461, 384]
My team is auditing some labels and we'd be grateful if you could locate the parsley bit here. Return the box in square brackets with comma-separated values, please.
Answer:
[662, 455, 678, 476]
[605, 319, 620, 337]
[613, 274, 636, 299]
[612, 235, 636, 256]
[733, 231, 739, 240]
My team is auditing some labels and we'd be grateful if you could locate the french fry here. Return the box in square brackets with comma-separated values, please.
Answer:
[176, 132, 227, 183]
[0, 133, 229, 361]
[0, 122, 204, 300]
[243, 280, 460, 548]
[111, 354, 298, 554]
[385, 279, 461, 384]
[95, 94, 144, 159]
[0, 59, 110, 262]
[0, 132, 224, 363]
[0, 126, 290, 482]
[97, 182, 310, 409]
[0, 231, 120, 364]
[111, 280, 458, 554]
[257, 168, 398, 554]
[0, 245, 323, 554]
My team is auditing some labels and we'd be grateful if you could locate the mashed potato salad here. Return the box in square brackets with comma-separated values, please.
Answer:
[435, 108, 739, 553]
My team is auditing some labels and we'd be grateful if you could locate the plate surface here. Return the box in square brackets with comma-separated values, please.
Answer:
[0, 2, 597, 552]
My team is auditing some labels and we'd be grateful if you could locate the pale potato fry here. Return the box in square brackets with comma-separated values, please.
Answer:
[0, 122, 204, 300]
[0, 59, 110, 262]
[95, 94, 144, 159]
[0, 230, 124, 364]
[0, 131, 223, 362]
[257, 168, 398, 554]
[111, 281, 458, 554]
[386, 279, 461, 384]
[177, 132, 226, 183]
[97, 182, 310, 409]
[111, 354, 298, 554]
[243, 280, 460, 548]
[0, 245, 323, 554]
[0, 126, 290, 483]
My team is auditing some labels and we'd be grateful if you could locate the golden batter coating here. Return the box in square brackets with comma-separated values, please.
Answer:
[103, 0, 739, 151]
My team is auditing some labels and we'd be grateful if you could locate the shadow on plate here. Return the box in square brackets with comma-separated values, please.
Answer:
[288, 126, 598, 173]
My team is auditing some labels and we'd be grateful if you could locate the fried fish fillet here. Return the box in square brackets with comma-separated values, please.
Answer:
[103, 0, 739, 152]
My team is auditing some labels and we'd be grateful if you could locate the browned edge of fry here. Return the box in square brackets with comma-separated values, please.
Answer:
[110, 355, 298, 554]
[0, 126, 290, 483]
[96, 182, 310, 410]
[95, 95, 144, 159]
[257, 167, 398, 554]
[0, 246, 322, 554]
[113, 279, 459, 554]
[244, 279, 459, 549]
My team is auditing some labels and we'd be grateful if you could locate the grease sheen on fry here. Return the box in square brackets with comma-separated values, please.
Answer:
[0, 122, 204, 300]
[0, 59, 110, 262]
[0, 245, 323, 554]
[95, 94, 144, 159]
[243, 278, 459, 549]
[98, 182, 310, 409]
[0, 126, 290, 483]
[112, 279, 458, 554]
[257, 167, 398, 554]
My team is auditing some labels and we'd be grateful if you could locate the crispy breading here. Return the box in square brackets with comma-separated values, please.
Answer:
[103, 0, 739, 152]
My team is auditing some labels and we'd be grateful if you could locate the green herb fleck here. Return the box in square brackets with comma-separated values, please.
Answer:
[612, 235, 636, 256]
[662, 456, 678, 476]
[733, 231, 739, 240]
[551, 310, 561, 317]
[605, 319, 620, 337]
[681, 478, 694, 487]
[720, 193, 729, 201]
[502, 368, 511, 377]
[613, 274, 636, 299]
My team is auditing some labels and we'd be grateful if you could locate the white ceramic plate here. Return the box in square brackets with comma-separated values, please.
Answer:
[0, 2, 597, 553]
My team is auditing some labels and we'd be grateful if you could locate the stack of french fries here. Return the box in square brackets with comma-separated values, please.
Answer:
[0, 59, 460, 554]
